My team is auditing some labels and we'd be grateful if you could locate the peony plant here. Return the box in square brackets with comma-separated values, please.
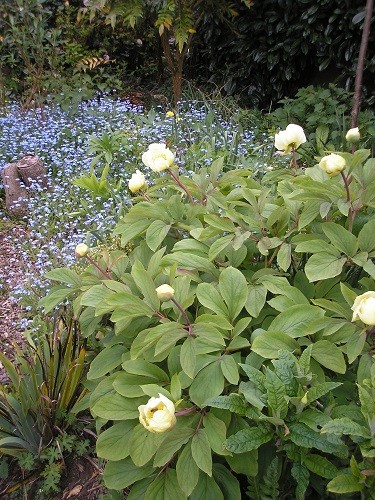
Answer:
[42, 125, 375, 498]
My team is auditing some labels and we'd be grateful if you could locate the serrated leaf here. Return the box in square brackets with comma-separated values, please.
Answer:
[225, 427, 273, 453]
[321, 417, 370, 438]
[289, 423, 347, 457]
[291, 462, 309, 500]
[206, 394, 249, 415]
[303, 382, 342, 404]
[191, 430, 212, 476]
[264, 368, 288, 418]
[327, 474, 364, 494]
[303, 454, 338, 479]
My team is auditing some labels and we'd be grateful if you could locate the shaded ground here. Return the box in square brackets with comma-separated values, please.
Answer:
[0, 223, 27, 382]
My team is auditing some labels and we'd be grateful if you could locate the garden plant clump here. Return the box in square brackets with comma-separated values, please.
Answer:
[35, 109, 375, 497]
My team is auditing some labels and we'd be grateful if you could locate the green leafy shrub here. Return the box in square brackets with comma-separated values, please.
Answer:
[43, 128, 375, 497]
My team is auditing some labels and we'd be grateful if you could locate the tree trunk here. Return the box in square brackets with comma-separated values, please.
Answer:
[351, 0, 374, 128]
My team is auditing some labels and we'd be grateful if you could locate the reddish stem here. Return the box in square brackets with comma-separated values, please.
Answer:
[171, 298, 192, 336]
[85, 255, 112, 280]
[167, 168, 195, 204]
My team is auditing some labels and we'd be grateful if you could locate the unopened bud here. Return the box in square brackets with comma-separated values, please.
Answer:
[156, 284, 175, 301]
[75, 243, 89, 257]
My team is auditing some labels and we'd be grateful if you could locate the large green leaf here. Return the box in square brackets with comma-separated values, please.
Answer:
[146, 220, 171, 252]
[305, 252, 346, 282]
[225, 426, 273, 453]
[45, 268, 82, 287]
[176, 442, 199, 496]
[153, 426, 195, 467]
[196, 283, 229, 318]
[212, 464, 241, 500]
[289, 423, 347, 457]
[220, 355, 239, 385]
[180, 337, 196, 379]
[264, 368, 288, 418]
[219, 267, 248, 321]
[268, 304, 324, 338]
[189, 361, 225, 407]
[252, 331, 300, 359]
[327, 474, 364, 494]
[245, 284, 267, 318]
[311, 340, 346, 374]
[358, 219, 375, 253]
[189, 473, 224, 500]
[144, 468, 187, 500]
[92, 392, 142, 420]
[96, 421, 134, 461]
[87, 344, 126, 380]
[103, 457, 154, 490]
[303, 454, 338, 479]
[321, 222, 358, 257]
[129, 425, 165, 467]
[203, 413, 228, 456]
[321, 417, 370, 438]
[191, 429, 212, 476]
[131, 260, 159, 310]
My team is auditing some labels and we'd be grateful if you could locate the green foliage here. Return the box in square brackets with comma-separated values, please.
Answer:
[42, 122, 375, 498]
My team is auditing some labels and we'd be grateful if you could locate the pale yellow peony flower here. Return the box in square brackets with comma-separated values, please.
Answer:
[155, 284, 175, 302]
[75, 243, 89, 257]
[138, 393, 176, 433]
[351, 291, 375, 326]
[142, 143, 175, 173]
[345, 127, 360, 143]
[319, 153, 346, 176]
[128, 170, 147, 193]
[274, 124, 307, 155]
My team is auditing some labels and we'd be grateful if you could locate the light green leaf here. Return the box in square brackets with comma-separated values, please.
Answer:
[146, 220, 171, 252]
[358, 219, 375, 253]
[321, 417, 370, 438]
[96, 421, 134, 461]
[277, 242, 291, 272]
[145, 469, 187, 500]
[220, 355, 239, 385]
[268, 304, 324, 338]
[45, 268, 82, 287]
[203, 413, 228, 456]
[191, 429, 212, 476]
[189, 361, 225, 407]
[252, 331, 300, 359]
[208, 235, 233, 261]
[219, 267, 248, 321]
[305, 253, 346, 282]
[153, 427, 195, 467]
[321, 222, 358, 257]
[122, 359, 169, 382]
[103, 457, 154, 490]
[180, 337, 196, 379]
[87, 344, 126, 380]
[39, 286, 75, 313]
[346, 331, 366, 364]
[129, 425, 165, 467]
[245, 284, 267, 318]
[131, 260, 159, 310]
[311, 340, 346, 374]
[225, 427, 273, 453]
[92, 392, 142, 420]
[176, 442, 199, 496]
[327, 474, 364, 494]
[196, 283, 229, 318]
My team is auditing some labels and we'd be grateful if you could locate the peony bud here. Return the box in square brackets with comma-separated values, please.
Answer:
[75, 243, 89, 257]
[351, 291, 375, 326]
[155, 284, 175, 302]
[138, 393, 176, 433]
[142, 143, 175, 173]
[319, 153, 346, 176]
[345, 127, 360, 144]
[274, 124, 307, 155]
[128, 169, 147, 193]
